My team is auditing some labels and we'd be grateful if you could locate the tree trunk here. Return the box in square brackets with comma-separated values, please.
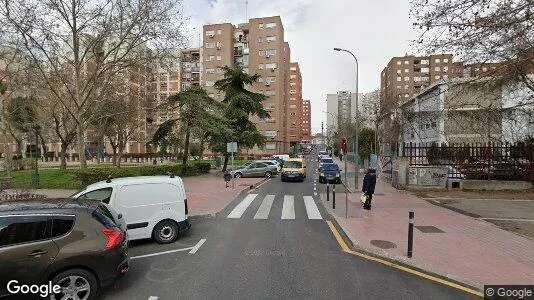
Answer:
[182, 125, 191, 165]
[59, 143, 68, 170]
[222, 153, 229, 172]
[117, 140, 124, 168]
[111, 145, 118, 166]
[2, 128, 13, 178]
[76, 122, 87, 168]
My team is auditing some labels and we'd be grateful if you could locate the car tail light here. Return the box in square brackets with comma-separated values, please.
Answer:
[184, 198, 189, 215]
[102, 228, 125, 249]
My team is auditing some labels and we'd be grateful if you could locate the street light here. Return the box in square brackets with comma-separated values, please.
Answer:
[334, 47, 359, 189]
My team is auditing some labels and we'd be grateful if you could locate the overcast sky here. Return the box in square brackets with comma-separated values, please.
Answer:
[182, 0, 418, 134]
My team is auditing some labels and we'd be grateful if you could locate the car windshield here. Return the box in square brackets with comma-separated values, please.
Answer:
[321, 159, 334, 164]
[284, 161, 302, 168]
[322, 164, 338, 171]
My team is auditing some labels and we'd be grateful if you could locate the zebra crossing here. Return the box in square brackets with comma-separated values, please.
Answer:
[227, 194, 323, 220]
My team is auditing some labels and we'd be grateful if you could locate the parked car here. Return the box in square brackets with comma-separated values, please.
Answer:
[259, 160, 282, 171]
[265, 157, 285, 167]
[318, 157, 335, 171]
[317, 151, 329, 161]
[234, 162, 278, 178]
[0, 198, 128, 300]
[281, 158, 307, 182]
[319, 163, 342, 184]
[73, 175, 190, 244]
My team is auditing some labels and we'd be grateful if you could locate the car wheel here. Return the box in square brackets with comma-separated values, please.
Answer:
[50, 268, 98, 300]
[234, 172, 242, 178]
[265, 171, 272, 178]
[153, 220, 179, 244]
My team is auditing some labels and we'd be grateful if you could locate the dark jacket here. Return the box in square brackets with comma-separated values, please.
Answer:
[362, 169, 377, 194]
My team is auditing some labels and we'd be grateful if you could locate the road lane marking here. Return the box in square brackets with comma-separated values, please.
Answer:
[326, 221, 483, 297]
[228, 194, 258, 218]
[148, 297, 158, 300]
[254, 195, 275, 219]
[248, 179, 271, 193]
[281, 195, 295, 219]
[131, 247, 193, 260]
[189, 238, 207, 254]
[304, 196, 322, 219]
[480, 217, 534, 222]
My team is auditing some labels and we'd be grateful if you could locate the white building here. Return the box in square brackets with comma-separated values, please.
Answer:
[325, 91, 362, 134]
[501, 75, 534, 142]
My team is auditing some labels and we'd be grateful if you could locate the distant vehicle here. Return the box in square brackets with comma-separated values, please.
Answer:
[0, 199, 128, 299]
[73, 176, 190, 244]
[319, 163, 342, 184]
[272, 154, 290, 161]
[256, 160, 281, 171]
[319, 157, 335, 170]
[281, 158, 307, 182]
[265, 156, 284, 167]
[234, 162, 278, 178]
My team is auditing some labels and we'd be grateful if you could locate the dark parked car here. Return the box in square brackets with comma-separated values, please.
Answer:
[0, 199, 128, 300]
[319, 163, 342, 184]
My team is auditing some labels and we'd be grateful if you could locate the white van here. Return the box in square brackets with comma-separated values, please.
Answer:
[272, 154, 290, 161]
[72, 175, 190, 244]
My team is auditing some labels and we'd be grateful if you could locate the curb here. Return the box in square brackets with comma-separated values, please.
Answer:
[318, 193, 484, 295]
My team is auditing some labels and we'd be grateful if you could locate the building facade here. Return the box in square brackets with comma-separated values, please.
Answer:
[288, 62, 303, 147]
[325, 91, 362, 132]
[301, 100, 311, 142]
[202, 16, 291, 154]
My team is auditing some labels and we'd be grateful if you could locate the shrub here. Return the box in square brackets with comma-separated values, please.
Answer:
[72, 163, 210, 186]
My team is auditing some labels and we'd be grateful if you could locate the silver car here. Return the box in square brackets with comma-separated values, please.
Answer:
[234, 162, 278, 178]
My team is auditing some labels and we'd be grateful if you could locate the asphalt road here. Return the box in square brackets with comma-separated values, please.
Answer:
[101, 157, 473, 300]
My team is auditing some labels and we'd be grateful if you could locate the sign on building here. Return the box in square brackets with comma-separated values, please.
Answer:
[264, 131, 277, 138]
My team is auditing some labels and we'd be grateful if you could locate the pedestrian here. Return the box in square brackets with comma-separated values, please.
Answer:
[362, 168, 377, 210]
[339, 152, 343, 161]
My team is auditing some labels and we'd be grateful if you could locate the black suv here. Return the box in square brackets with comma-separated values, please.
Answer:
[0, 199, 128, 300]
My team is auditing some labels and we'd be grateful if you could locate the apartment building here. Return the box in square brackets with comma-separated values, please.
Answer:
[301, 100, 311, 142]
[325, 91, 362, 132]
[180, 48, 201, 91]
[202, 16, 291, 154]
[288, 62, 303, 147]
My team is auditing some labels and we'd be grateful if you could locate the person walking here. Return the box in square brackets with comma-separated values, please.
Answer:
[362, 168, 377, 210]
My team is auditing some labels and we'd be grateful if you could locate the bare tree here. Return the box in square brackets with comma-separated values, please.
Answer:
[0, 0, 185, 168]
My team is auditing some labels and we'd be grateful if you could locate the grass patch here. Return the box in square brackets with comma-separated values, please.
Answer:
[5, 169, 82, 190]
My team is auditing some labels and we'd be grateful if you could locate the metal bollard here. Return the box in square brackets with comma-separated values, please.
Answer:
[326, 181, 330, 202]
[333, 184, 336, 209]
[408, 211, 414, 258]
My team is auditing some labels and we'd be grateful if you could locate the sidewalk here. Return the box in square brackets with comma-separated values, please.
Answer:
[324, 156, 534, 288]
[3, 172, 264, 217]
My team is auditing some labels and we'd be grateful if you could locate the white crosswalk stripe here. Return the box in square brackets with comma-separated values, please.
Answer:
[228, 194, 258, 218]
[281, 195, 295, 219]
[303, 196, 322, 219]
[254, 194, 275, 219]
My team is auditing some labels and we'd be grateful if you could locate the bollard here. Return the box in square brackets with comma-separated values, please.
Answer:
[326, 181, 330, 202]
[333, 184, 336, 209]
[408, 211, 414, 258]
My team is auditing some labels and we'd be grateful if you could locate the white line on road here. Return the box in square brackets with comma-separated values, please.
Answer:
[282, 195, 295, 219]
[304, 196, 322, 219]
[248, 179, 271, 193]
[254, 195, 275, 219]
[480, 217, 534, 222]
[148, 297, 158, 300]
[228, 194, 258, 218]
[189, 238, 207, 254]
[130, 247, 193, 260]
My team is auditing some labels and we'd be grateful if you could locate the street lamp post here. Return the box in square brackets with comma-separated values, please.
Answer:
[32, 125, 41, 186]
[334, 47, 359, 190]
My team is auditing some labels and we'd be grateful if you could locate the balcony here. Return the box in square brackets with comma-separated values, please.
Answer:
[234, 49, 243, 57]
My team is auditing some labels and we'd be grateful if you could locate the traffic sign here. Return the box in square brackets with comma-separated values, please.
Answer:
[227, 142, 237, 153]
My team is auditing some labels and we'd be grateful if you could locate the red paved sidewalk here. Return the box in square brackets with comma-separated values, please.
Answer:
[323, 157, 534, 288]
[183, 172, 264, 216]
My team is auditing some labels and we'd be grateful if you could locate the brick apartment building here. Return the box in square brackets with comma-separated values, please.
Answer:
[301, 100, 311, 142]
[202, 16, 292, 154]
[288, 62, 303, 149]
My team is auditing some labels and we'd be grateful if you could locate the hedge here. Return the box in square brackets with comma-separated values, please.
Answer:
[72, 162, 211, 186]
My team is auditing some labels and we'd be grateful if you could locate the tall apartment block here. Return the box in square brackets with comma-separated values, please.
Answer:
[288, 62, 303, 148]
[202, 16, 291, 154]
[180, 48, 201, 91]
[325, 91, 362, 134]
[301, 100, 311, 142]
[380, 54, 459, 115]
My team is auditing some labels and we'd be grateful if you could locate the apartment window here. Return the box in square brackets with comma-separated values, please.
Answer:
[421, 67, 429, 73]
[443, 75, 449, 79]
[266, 63, 277, 69]
[206, 68, 215, 74]
[404, 68, 409, 73]
[443, 58, 449, 63]
[265, 90, 276, 96]
[217, 29, 222, 35]
[265, 22, 276, 28]
[265, 50, 277, 56]
[396, 70, 401, 74]
[404, 93, 409, 98]
[404, 85, 409, 90]
[290, 75, 296, 79]
[435, 75, 441, 80]
[397, 85, 401, 89]
[435, 58, 441, 63]
[290, 82, 296, 86]
[259, 50, 264, 56]
[216, 56, 221, 61]
[443, 66, 449, 72]
[421, 59, 429, 64]
[205, 42, 215, 48]
[266, 36, 276, 42]
[258, 37, 263, 43]
[289, 90, 296, 94]
[216, 68, 223, 73]
[205, 30, 215, 36]
[290, 67, 297, 71]
[404, 60, 409, 65]
[290, 97, 296, 101]
[205, 55, 215, 61]
[482, 67, 488, 72]
[216, 41, 221, 48]
[434, 67, 440, 71]
[266, 76, 276, 83]
[475, 67, 480, 71]
[258, 77, 263, 82]
[259, 64, 264, 69]
[396, 61, 401, 65]
[289, 104, 297, 109]
[397, 77, 401, 82]
[404, 76, 409, 81]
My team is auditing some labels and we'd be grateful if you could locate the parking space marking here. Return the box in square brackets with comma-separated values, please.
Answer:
[189, 238, 207, 254]
[480, 217, 534, 222]
[130, 238, 207, 260]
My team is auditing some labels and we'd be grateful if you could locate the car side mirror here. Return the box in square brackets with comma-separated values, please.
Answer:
[118, 213, 123, 220]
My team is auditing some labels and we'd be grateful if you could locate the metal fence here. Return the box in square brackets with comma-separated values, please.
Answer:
[402, 142, 534, 181]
